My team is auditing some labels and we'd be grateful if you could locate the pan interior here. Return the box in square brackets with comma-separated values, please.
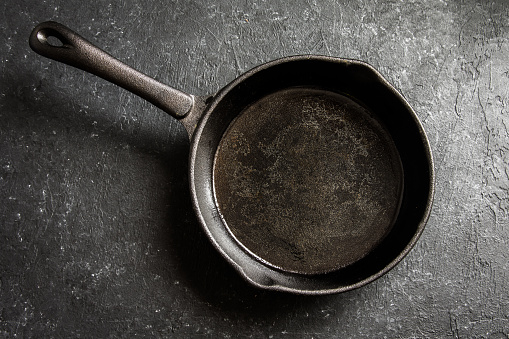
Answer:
[213, 87, 404, 275]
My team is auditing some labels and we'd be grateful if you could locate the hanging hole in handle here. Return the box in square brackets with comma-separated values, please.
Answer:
[46, 35, 64, 47]
[37, 29, 66, 47]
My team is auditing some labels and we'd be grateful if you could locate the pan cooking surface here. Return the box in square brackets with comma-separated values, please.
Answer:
[213, 88, 403, 274]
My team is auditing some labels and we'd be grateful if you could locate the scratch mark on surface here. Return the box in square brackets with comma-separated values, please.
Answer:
[321, 29, 331, 56]
[205, 27, 222, 45]
[454, 88, 461, 118]
[478, 88, 491, 155]
[231, 43, 242, 75]
[449, 312, 460, 339]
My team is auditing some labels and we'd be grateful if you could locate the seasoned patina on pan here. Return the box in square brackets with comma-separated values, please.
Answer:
[30, 21, 434, 294]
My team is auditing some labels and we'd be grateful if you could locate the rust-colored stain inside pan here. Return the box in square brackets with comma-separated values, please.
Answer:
[213, 88, 403, 274]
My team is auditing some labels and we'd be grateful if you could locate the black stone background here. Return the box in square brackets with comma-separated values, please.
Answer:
[1, 0, 508, 337]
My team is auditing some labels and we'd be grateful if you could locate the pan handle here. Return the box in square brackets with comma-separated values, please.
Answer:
[29, 21, 194, 119]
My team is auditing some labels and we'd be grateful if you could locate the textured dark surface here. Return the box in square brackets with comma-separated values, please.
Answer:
[214, 88, 403, 274]
[1, 0, 508, 337]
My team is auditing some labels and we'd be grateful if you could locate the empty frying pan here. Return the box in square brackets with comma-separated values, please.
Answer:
[30, 21, 434, 294]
